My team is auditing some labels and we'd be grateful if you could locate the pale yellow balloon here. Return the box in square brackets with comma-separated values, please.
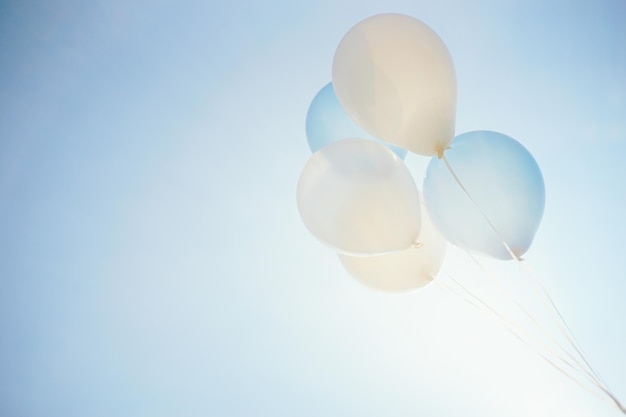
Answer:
[332, 13, 457, 157]
[338, 203, 447, 292]
[297, 138, 421, 255]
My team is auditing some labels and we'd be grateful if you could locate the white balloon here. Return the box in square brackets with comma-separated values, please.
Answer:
[297, 138, 421, 255]
[339, 202, 446, 292]
[332, 13, 456, 157]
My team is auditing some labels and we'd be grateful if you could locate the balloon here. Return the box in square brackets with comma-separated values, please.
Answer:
[305, 82, 407, 158]
[339, 202, 446, 292]
[332, 13, 456, 157]
[297, 138, 421, 255]
[423, 131, 545, 260]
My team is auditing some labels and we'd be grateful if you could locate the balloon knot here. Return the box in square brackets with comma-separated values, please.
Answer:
[510, 247, 524, 262]
[411, 242, 424, 249]
[436, 146, 449, 159]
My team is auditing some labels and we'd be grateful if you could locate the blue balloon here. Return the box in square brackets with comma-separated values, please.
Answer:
[423, 131, 545, 260]
[305, 82, 407, 158]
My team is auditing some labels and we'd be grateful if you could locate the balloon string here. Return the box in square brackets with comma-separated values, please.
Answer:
[520, 260, 625, 413]
[514, 259, 626, 413]
[443, 155, 593, 371]
[441, 155, 625, 413]
[516, 261, 607, 384]
[432, 275, 617, 410]
[442, 154, 594, 366]
[464, 253, 626, 415]
[441, 155, 521, 262]
[519, 261, 605, 383]
[435, 273, 606, 392]
[509, 257, 622, 409]
[462, 250, 602, 387]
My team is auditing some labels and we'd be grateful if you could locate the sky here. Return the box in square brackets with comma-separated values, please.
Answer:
[1, 0, 625, 416]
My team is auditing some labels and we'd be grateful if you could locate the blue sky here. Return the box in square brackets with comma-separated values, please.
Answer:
[1, 1, 625, 416]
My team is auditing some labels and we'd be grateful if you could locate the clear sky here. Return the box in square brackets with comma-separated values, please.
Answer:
[1, 1, 625, 416]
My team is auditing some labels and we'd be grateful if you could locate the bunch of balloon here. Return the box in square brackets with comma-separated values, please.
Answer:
[297, 12, 626, 414]
[297, 12, 457, 292]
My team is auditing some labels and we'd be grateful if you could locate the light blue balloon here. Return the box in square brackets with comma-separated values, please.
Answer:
[305, 82, 407, 159]
[423, 130, 545, 260]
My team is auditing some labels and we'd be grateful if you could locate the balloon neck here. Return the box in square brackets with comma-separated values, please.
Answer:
[411, 241, 424, 249]
[436, 146, 449, 159]
[509, 246, 524, 262]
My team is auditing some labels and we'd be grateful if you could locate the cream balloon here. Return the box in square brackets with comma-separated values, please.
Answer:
[338, 203, 446, 292]
[297, 138, 421, 255]
[332, 13, 456, 157]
